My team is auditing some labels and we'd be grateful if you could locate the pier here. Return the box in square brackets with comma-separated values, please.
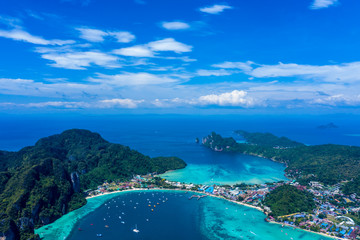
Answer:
[188, 195, 207, 200]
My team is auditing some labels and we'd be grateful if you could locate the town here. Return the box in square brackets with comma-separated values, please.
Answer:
[87, 174, 360, 240]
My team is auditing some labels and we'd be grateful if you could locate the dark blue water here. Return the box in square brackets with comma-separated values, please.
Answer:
[1, 114, 360, 154]
[39, 190, 330, 240]
[68, 191, 204, 240]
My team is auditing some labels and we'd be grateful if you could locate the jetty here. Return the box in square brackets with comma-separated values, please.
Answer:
[188, 195, 207, 200]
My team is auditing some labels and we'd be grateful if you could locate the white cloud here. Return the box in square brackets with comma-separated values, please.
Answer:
[0, 77, 109, 98]
[212, 61, 254, 72]
[161, 21, 190, 30]
[248, 62, 360, 83]
[0, 98, 144, 109]
[99, 98, 144, 108]
[38, 48, 121, 70]
[109, 31, 136, 43]
[311, 94, 360, 106]
[113, 45, 154, 57]
[163, 56, 197, 62]
[0, 28, 75, 45]
[76, 28, 108, 42]
[310, 0, 338, 9]
[113, 38, 192, 58]
[213, 61, 360, 84]
[198, 90, 255, 107]
[196, 69, 234, 76]
[148, 38, 192, 53]
[89, 72, 181, 86]
[76, 27, 135, 43]
[199, 4, 233, 14]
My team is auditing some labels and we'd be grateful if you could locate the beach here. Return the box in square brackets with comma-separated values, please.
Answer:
[86, 188, 337, 240]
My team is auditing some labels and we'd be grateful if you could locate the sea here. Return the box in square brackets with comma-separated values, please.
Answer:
[1, 113, 360, 239]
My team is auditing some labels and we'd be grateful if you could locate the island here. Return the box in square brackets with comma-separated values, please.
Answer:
[0, 129, 186, 240]
[317, 122, 339, 129]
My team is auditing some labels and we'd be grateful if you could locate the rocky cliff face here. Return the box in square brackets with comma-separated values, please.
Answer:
[70, 172, 80, 193]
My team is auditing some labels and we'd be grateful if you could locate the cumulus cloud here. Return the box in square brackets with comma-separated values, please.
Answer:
[161, 21, 190, 30]
[198, 90, 255, 107]
[76, 27, 135, 43]
[310, 0, 338, 9]
[199, 4, 233, 14]
[0, 28, 75, 45]
[89, 72, 181, 86]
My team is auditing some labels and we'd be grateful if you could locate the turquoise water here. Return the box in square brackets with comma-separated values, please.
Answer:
[36, 190, 332, 240]
[160, 154, 288, 185]
[200, 196, 330, 240]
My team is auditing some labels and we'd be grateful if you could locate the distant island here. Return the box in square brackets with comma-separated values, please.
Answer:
[317, 122, 339, 129]
[0, 129, 186, 240]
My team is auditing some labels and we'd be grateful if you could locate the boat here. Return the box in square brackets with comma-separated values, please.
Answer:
[96, 233, 102, 237]
[133, 224, 140, 233]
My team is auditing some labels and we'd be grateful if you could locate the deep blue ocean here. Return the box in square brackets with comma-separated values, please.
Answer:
[3, 114, 360, 240]
[1, 114, 360, 152]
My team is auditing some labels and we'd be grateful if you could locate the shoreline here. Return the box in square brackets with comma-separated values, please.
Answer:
[87, 188, 263, 211]
[268, 221, 342, 240]
[86, 188, 339, 240]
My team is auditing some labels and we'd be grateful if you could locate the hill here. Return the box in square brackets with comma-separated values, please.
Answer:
[235, 130, 304, 148]
[264, 185, 315, 217]
[0, 129, 186, 240]
[203, 131, 360, 185]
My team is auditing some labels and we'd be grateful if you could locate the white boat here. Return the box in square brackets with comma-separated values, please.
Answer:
[133, 224, 140, 233]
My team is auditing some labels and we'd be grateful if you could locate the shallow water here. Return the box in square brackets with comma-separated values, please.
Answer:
[159, 153, 288, 185]
[36, 190, 332, 240]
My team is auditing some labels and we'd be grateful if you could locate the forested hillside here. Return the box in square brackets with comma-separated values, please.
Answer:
[0, 129, 186, 240]
[203, 131, 360, 185]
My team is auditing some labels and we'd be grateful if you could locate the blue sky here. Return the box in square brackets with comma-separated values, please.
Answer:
[1, 0, 360, 113]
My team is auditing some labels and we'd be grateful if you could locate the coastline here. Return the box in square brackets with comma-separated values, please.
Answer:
[86, 188, 339, 240]
[268, 221, 341, 240]
[87, 188, 263, 211]
[36, 188, 342, 240]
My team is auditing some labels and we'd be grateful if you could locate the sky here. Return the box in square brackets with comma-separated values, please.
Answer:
[1, 0, 360, 114]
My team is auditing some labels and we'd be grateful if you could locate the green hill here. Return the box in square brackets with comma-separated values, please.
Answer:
[203, 131, 360, 185]
[0, 129, 186, 240]
[235, 130, 304, 148]
[264, 185, 315, 217]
